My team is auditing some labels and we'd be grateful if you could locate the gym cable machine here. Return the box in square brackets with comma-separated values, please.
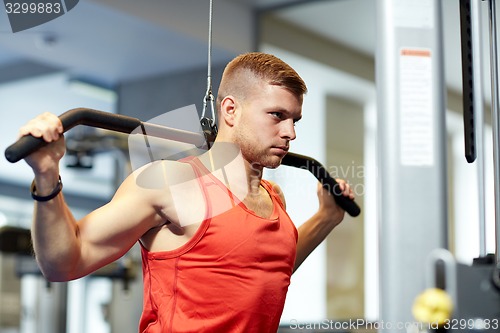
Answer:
[412, 1, 500, 331]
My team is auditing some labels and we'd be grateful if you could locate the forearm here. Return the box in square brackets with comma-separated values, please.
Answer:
[294, 210, 343, 272]
[31, 174, 81, 281]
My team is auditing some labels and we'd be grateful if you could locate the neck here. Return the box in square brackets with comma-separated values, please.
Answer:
[200, 139, 264, 196]
[245, 159, 264, 196]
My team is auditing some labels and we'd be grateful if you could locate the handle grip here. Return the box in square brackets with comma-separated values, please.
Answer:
[5, 108, 142, 163]
[5, 108, 361, 217]
[281, 152, 361, 217]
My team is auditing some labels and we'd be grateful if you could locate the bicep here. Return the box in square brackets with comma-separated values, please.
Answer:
[75, 176, 162, 274]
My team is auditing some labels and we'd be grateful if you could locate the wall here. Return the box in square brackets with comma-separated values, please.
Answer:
[325, 96, 365, 320]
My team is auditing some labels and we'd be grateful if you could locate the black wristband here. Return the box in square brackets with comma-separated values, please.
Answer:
[31, 176, 63, 202]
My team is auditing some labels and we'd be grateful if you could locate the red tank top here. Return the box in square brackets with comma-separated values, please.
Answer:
[139, 157, 298, 333]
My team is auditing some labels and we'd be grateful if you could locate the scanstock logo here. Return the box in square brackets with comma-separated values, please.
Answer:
[4, 0, 79, 33]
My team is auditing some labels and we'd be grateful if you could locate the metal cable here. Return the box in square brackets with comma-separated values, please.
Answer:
[471, 0, 486, 257]
[487, 0, 500, 265]
[201, 0, 216, 126]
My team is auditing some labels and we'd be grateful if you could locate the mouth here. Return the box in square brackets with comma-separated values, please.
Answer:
[271, 146, 289, 155]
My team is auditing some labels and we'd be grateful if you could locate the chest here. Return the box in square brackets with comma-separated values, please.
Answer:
[143, 180, 279, 252]
[241, 186, 275, 219]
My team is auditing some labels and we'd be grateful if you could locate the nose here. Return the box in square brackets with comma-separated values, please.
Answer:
[280, 119, 296, 141]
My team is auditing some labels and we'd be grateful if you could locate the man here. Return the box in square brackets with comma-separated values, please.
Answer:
[18, 52, 353, 332]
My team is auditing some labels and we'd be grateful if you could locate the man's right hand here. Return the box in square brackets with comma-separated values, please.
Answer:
[18, 112, 66, 175]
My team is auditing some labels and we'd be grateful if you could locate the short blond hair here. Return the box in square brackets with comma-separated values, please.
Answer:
[216, 52, 307, 110]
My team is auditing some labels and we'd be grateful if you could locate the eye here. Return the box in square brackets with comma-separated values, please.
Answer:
[270, 112, 283, 120]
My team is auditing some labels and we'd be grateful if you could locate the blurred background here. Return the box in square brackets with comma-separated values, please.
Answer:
[0, 1, 497, 332]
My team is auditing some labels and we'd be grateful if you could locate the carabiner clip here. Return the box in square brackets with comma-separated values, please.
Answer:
[200, 87, 218, 149]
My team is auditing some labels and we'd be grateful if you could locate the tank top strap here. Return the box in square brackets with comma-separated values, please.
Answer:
[260, 179, 286, 211]
[180, 157, 282, 211]
[185, 156, 242, 207]
[178, 156, 214, 220]
[179, 156, 210, 184]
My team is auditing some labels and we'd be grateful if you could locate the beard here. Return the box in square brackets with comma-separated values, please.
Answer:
[232, 131, 283, 169]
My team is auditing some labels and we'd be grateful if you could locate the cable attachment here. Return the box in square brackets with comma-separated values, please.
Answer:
[200, 90, 218, 149]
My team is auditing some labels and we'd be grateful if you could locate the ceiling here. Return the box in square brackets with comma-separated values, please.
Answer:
[0, 0, 496, 98]
[274, 0, 497, 99]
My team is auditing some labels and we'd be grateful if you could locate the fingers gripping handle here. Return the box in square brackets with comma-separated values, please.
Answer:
[281, 152, 361, 217]
[5, 135, 49, 163]
[4, 108, 142, 163]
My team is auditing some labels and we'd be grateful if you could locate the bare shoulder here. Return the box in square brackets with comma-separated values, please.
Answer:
[266, 179, 286, 209]
[115, 159, 196, 205]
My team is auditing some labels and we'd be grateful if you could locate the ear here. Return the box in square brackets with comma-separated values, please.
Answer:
[219, 96, 237, 127]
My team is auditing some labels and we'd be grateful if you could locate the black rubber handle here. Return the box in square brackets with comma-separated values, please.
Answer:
[5, 108, 361, 217]
[281, 152, 361, 217]
[5, 108, 142, 163]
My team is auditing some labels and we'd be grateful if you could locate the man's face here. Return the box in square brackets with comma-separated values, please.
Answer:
[232, 82, 303, 169]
